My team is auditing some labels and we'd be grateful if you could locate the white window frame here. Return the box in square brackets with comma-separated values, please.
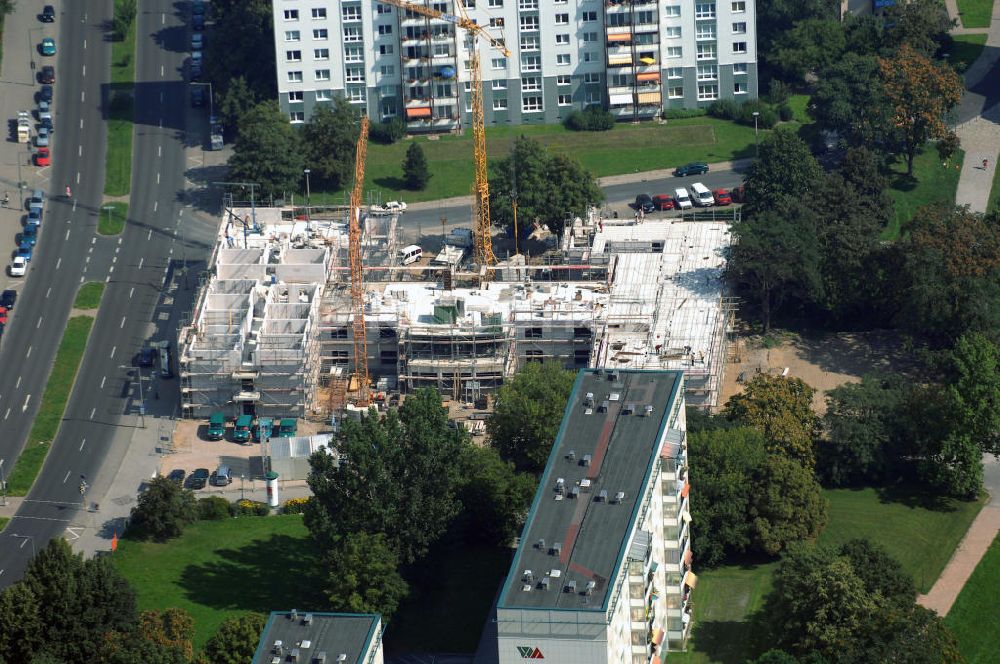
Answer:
[314, 48, 329, 60]
[521, 95, 543, 113]
[284, 30, 300, 42]
[315, 69, 332, 82]
[289, 111, 304, 123]
[557, 94, 572, 106]
[311, 7, 327, 19]
[287, 71, 303, 83]
[557, 75, 571, 86]
[493, 98, 508, 110]
[557, 53, 571, 66]
[283, 9, 299, 21]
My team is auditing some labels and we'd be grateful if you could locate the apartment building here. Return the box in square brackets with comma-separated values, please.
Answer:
[252, 611, 384, 664]
[496, 368, 695, 663]
[272, 1, 757, 130]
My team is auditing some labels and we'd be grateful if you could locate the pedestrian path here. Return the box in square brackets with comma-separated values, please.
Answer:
[918, 455, 1000, 616]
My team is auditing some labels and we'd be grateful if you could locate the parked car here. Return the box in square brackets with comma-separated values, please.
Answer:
[39, 66, 55, 84]
[23, 224, 39, 246]
[192, 13, 205, 30]
[188, 468, 210, 489]
[651, 194, 675, 211]
[37, 100, 50, 116]
[38, 85, 53, 104]
[0, 307, 8, 325]
[190, 59, 203, 80]
[673, 161, 709, 177]
[35, 127, 50, 147]
[167, 469, 186, 484]
[39, 111, 53, 133]
[34, 147, 50, 167]
[1, 290, 18, 309]
[40, 38, 56, 56]
[28, 208, 42, 226]
[9, 256, 27, 276]
[39, 5, 55, 22]
[191, 32, 204, 50]
[191, 86, 205, 107]
[18, 242, 34, 262]
[206, 412, 226, 440]
[136, 346, 156, 367]
[713, 188, 732, 205]
[191, 0, 206, 16]
[634, 194, 655, 213]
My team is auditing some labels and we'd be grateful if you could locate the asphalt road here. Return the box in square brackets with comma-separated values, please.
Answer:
[397, 165, 750, 244]
[0, 0, 215, 584]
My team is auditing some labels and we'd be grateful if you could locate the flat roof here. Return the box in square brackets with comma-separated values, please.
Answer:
[252, 611, 380, 664]
[498, 369, 681, 612]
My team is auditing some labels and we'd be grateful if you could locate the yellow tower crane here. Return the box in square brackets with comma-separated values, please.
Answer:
[349, 117, 371, 407]
[381, 0, 509, 269]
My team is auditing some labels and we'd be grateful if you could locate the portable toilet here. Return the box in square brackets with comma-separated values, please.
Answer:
[206, 412, 226, 440]
[278, 418, 298, 437]
[254, 416, 273, 442]
[233, 415, 253, 443]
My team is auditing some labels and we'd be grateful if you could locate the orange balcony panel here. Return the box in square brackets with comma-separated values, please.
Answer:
[637, 72, 660, 82]
[405, 107, 432, 119]
[607, 32, 632, 42]
[680, 481, 690, 498]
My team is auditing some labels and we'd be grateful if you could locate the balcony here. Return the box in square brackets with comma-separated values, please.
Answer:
[606, 25, 632, 35]
[634, 22, 659, 34]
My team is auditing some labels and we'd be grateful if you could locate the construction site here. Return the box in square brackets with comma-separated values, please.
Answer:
[176, 202, 738, 420]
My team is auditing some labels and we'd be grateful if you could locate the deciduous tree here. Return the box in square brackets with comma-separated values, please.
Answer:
[302, 101, 362, 191]
[199, 613, 267, 664]
[456, 445, 537, 547]
[128, 475, 197, 542]
[0, 583, 43, 663]
[323, 532, 409, 619]
[743, 129, 823, 216]
[725, 374, 819, 467]
[771, 19, 846, 83]
[228, 101, 304, 197]
[883, 0, 955, 57]
[946, 333, 1000, 456]
[811, 54, 896, 150]
[751, 455, 828, 556]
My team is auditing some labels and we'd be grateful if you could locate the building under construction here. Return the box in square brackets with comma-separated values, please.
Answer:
[178, 205, 736, 419]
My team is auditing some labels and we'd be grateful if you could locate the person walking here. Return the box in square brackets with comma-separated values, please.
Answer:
[984, 158, 990, 170]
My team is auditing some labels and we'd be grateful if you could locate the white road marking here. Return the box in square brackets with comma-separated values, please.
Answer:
[147, 229, 152, 240]
[78, 145, 82, 156]
[83, 39, 87, 49]
[108, 266, 114, 274]
[18, 538, 27, 549]
[22, 394, 30, 412]
[80, 119, 84, 129]
[82, 65, 86, 77]
[89, 407, 95, 420]
[66, 527, 82, 540]
[75, 172, 80, 184]
[15, 377, 21, 388]
[85, 256, 90, 264]
[110, 346, 116, 358]
[45, 287, 51, 298]
[161, 65, 164, 77]
[63, 470, 71, 484]
[120, 316, 126, 329]
[105, 274, 111, 283]
[118, 237, 123, 245]
[112, 256, 117, 264]
[80, 91, 85, 102]
[158, 145, 162, 157]
[72, 200, 77, 211]
[138, 257, 144, 270]
[162, 12, 165, 24]
[92, 237, 96, 244]
[153, 201, 158, 213]
[36, 316, 42, 329]
[2, 408, 8, 420]
[129, 287, 134, 298]
[80, 438, 86, 451]
[100, 376, 106, 388]
[25, 346, 31, 358]
[156, 172, 160, 184]
[56, 257, 61, 269]
[64, 229, 70, 240]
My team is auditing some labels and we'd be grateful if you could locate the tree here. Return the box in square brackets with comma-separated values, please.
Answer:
[743, 129, 823, 215]
[228, 101, 304, 197]
[883, 0, 954, 57]
[811, 54, 896, 150]
[770, 19, 846, 83]
[755, 0, 841, 74]
[750, 455, 828, 556]
[200, 613, 267, 664]
[837, 539, 915, 604]
[879, 44, 963, 176]
[937, 130, 960, 162]
[0, 583, 43, 663]
[726, 208, 823, 331]
[455, 444, 537, 546]
[946, 333, 1000, 456]
[306, 389, 465, 563]
[111, 0, 137, 41]
[402, 143, 432, 190]
[128, 476, 197, 542]
[205, 0, 276, 103]
[489, 137, 603, 238]
[100, 609, 195, 664]
[216, 76, 258, 142]
[725, 374, 819, 467]
[487, 362, 577, 473]
[323, 532, 409, 619]
[302, 101, 361, 191]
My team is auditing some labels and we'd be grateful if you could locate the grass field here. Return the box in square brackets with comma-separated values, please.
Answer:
[105, 0, 137, 197]
[114, 516, 325, 652]
[956, 0, 993, 28]
[0, 517, 9, 532]
[99, 201, 128, 235]
[309, 118, 763, 204]
[947, 33, 989, 72]
[884, 147, 964, 239]
[946, 535, 1000, 664]
[6, 317, 94, 495]
[671, 486, 985, 664]
[74, 282, 105, 310]
[989, 156, 1000, 214]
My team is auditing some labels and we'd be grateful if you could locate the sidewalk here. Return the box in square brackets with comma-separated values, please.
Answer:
[918, 455, 1000, 616]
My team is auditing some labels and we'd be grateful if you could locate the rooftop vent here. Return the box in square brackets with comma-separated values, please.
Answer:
[580, 478, 592, 490]
[567, 450, 576, 461]
[523, 570, 534, 583]
[290, 609, 298, 621]
[585, 392, 594, 406]
[551, 542, 562, 556]
[586, 580, 597, 595]
[555, 478, 565, 493]
[315, 654, 327, 664]
[582, 454, 592, 467]
[536, 538, 546, 550]
[273, 641, 284, 655]
[304, 613, 313, 625]
[609, 392, 621, 401]
[644, 405, 654, 417]
[337, 655, 347, 664]
[597, 489, 608, 502]
[565, 580, 577, 593]
[301, 640, 312, 649]
[614, 491, 626, 504]
[540, 576, 551, 590]
[291, 649, 301, 662]
[271, 658, 281, 664]
[570, 486, 580, 499]
[623, 403, 635, 415]
[599, 400, 609, 412]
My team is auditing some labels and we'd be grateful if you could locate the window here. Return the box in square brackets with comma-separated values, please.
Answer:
[521, 55, 540, 71]
[287, 70, 303, 82]
[554, 13, 569, 25]
[666, 67, 682, 79]
[463, 0, 475, 6]
[733, 62, 748, 75]
[732, 22, 746, 34]
[557, 53, 571, 65]
[490, 17, 504, 27]
[668, 85, 683, 99]
[734, 81, 747, 95]
[697, 43, 716, 60]
[312, 28, 327, 40]
[346, 67, 365, 83]
[586, 90, 601, 103]
[315, 89, 333, 101]
[731, 1, 746, 12]
[635, 10, 654, 24]
[314, 48, 329, 60]
[344, 27, 361, 42]
[695, 3, 715, 19]
[611, 73, 629, 87]
[380, 65, 395, 76]
[519, 0, 538, 8]
[557, 74, 571, 85]
[697, 64, 717, 80]
[521, 76, 541, 91]
[347, 88, 365, 103]
[558, 94, 572, 106]
[733, 41, 747, 53]
[288, 91, 303, 102]
[382, 101, 396, 117]
[315, 69, 332, 81]
[584, 72, 600, 83]
[377, 3, 392, 13]
[286, 50, 301, 62]
[522, 96, 543, 112]
[520, 15, 539, 31]
[342, 6, 361, 21]
[696, 25, 716, 40]
[488, 0, 503, 6]
[289, 111, 304, 122]
[665, 5, 680, 17]
[697, 83, 718, 100]
[521, 35, 540, 50]
[379, 24, 393, 35]
[583, 11, 597, 21]
[380, 44, 394, 55]
[285, 30, 300, 41]
[345, 46, 364, 62]
[583, 52, 594, 62]
[283, 9, 299, 20]
[311, 7, 326, 19]
[464, 81, 472, 92]
[492, 79, 507, 89]
[493, 98, 508, 110]
[582, 32, 598, 42]
[493, 57, 508, 69]
[435, 83, 453, 97]
[666, 26, 682, 39]
[667, 46, 682, 58]
[556, 34, 569, 45]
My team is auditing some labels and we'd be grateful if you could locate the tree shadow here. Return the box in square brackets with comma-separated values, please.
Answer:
[889, 172, 919, 193]
[875, 483, 960, 513]
[373, 176, 408, 191]
[687, 620, 756, 664]
[178, 533, 327, 612]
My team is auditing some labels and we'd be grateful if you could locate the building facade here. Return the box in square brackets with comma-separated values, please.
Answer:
[496, 369, 695, 664]
[272, 0, 758, 130]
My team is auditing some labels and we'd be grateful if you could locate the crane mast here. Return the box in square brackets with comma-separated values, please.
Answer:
[350, 117, 371, 406]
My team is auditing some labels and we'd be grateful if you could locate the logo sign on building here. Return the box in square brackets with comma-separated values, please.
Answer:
[516, 647, 544, 659]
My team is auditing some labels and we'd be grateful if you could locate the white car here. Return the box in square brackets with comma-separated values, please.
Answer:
[385, 200, 407, 213]
[9, 256, 27, 277]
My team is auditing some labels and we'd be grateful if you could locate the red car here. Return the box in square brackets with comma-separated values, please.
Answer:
[34, 147, 50, 166]
[652, 194, 675, 210]
[713, 188, 732, 205]
[0, 307, 8, 325]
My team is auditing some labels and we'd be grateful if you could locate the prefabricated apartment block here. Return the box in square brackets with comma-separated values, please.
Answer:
[496, 368, 694, 662]
[252, 611, 384, 664]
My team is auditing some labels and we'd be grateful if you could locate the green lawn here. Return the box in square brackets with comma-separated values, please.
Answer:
[0, 517, 9, 532]
[311, 118, 764, 204]
[946, 33, 989, 72]
[99, 201, 128, 235]
[989, 155, 1000, 214]
[74, 282, 106, 310]
[945, 535, 1000, 664]
[104, 0, 137, 197]
[786, 94, 811, 124]
[884, 147, 964, 240]
[672, 486, 985, 664]
[6, 317, 95, 495]
[956, 0, 993, 28]
[114, 516, 325, 652]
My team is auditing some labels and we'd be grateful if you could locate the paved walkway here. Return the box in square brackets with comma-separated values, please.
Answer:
[918, 455, 1000, 616]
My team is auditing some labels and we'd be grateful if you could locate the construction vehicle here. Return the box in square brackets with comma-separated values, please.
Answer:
[380, 0, 508, 271]
[233, 414, 253, 443]
[206, 412, 226, 440]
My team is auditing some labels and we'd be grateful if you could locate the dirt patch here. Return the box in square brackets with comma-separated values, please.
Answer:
[720, 330, 917, 414]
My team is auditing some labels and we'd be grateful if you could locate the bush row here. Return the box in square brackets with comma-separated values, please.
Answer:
[194, 495, 310, 519]
[706, 98, 794, 129]
[563, 106, 616, 131]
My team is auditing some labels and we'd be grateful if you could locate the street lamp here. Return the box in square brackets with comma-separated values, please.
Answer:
[11, 533, 36, 558]
[103, 205, 114, 233]
[303, 169, 311, 223]
[0, 458, 7, 507]
[752, 111, 760, 158]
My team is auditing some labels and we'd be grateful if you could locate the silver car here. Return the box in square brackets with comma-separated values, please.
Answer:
[35, 126, 50, 147]
[191, 32, 203, 50]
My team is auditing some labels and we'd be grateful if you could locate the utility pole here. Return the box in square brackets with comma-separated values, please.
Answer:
[303, 169, 312, 223]
[0, 458, 7, 507]
[213, 181, 260, 231]
[753, 111, 760, 159]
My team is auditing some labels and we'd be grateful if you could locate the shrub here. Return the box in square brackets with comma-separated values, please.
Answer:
[369, 118, 406, 145]
[564, 106, 616, 131]
[778, 104, 794, 122]
[736, 101, 778, 129]
[708, 99, 740, 120]
[663, 107, 707, 120]
[197, 496, 232, 520]
[233, 499, 270, 517]
[283, 497, 311, 515]
[768, 79, 791, 105]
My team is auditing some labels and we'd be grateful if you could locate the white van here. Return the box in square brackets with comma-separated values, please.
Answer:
[399, 245, 423, 265]
[674, 188, 693, 210]
[691, 182, 715, 207]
